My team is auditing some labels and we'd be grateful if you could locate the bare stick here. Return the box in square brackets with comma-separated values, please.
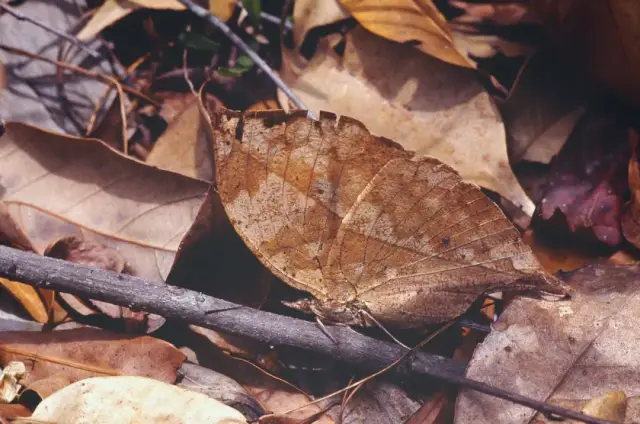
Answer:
[0, 44, 158, 106]
[0, 246, 614, 424]
[175, 0, 313, 118]
[0, 3, 101, 59]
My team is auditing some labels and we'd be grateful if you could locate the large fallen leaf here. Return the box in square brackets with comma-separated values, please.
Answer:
[31, 376, 246, 424]
[0, 328, 186, 399]
[283, 27, 534, 214]
[0, 122, 208, 282]
[532, 105, 631, 246]
[210, 108, 565, 329]
[455, 264, 640, 423]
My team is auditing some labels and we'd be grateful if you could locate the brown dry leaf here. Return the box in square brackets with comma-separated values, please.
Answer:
[211, 108, 565, 328]
[545, 0, 640, 106]
[0, 404, 31, 422]
[292, 0, 350, 49]
[42, 235, 153, 330]
[45, 235, 126, 273]
[283, 27, 534, 214]
[532, 106, 631, 246]
[622, 130, 640, 247]
[405, 391, 451, 424]
[31, 376, 246, 424]
[455, 264, 640, 423]
[77, 0, 185, 41]
[146, 99, 214, 181]
[0, 328, 186, 400]
[522, 229, 602, 275]
[0, 122, 208, 282]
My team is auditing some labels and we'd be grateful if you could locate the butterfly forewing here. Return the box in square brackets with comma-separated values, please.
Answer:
[213, 109, 410, 301]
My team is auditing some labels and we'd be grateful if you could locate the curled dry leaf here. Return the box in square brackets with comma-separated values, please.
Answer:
[0, 328, 186, 400]
[283, 27, 534, 214]
[31, 376, 246, 424]
[211, 108, 565, 328]
[338, 0, 538, 71]
[455, 264, 640, 423]
[532, 106, 632, 246]
[0, 122, 208, 282]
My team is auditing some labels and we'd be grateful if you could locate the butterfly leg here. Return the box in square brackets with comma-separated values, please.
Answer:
[315, 316, 338, 344]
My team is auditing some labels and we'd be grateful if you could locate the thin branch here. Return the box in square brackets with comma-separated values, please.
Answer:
[175, 0, 313, 118]
[0, 44, 159, 106]
[0, 246, 613, 424]
[0, 3, 101, 59]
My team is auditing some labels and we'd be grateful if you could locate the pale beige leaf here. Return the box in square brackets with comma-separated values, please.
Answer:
[292, 0, 350, 49]
[78, 0, 185, 41]
[0, 122, 208, 282]
[283, 27, 534, 214]
[455, 264, 640, 423]
[146, 100, 214, 180]
[211, 108, 564, 328]
[31, 376, 246, 424]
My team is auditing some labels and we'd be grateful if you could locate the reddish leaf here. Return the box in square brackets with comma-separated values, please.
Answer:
[533, 105, 632, 246]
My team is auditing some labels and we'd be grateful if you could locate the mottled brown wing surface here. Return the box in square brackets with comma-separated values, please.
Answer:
[326, 156, 563, 326]
[212, 109, 412, 300]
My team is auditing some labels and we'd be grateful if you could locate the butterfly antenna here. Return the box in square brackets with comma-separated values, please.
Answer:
[315, 316, 338, 344]
[360, 309, 410, 350]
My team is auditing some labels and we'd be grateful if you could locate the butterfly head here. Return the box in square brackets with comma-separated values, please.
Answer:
[282, 297, 369, 326]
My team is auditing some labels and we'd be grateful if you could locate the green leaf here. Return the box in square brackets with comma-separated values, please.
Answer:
[217, 55, 254, 77]
[178, 32, 220, 51]
[244, 0, 261, 26]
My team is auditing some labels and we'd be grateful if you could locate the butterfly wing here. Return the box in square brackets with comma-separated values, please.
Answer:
[212, 109, 411, 301]
[326, 156, 562, 327]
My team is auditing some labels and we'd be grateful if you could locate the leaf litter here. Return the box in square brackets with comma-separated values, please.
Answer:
[3, 1, 640, 423]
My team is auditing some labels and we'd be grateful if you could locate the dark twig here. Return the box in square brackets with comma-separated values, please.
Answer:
[0, 3, 101, 59]
[0, 246, 613, 424]
[175, 0, 313, 118]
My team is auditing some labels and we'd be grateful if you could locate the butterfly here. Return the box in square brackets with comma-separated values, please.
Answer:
[210, 108, 566, 329]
